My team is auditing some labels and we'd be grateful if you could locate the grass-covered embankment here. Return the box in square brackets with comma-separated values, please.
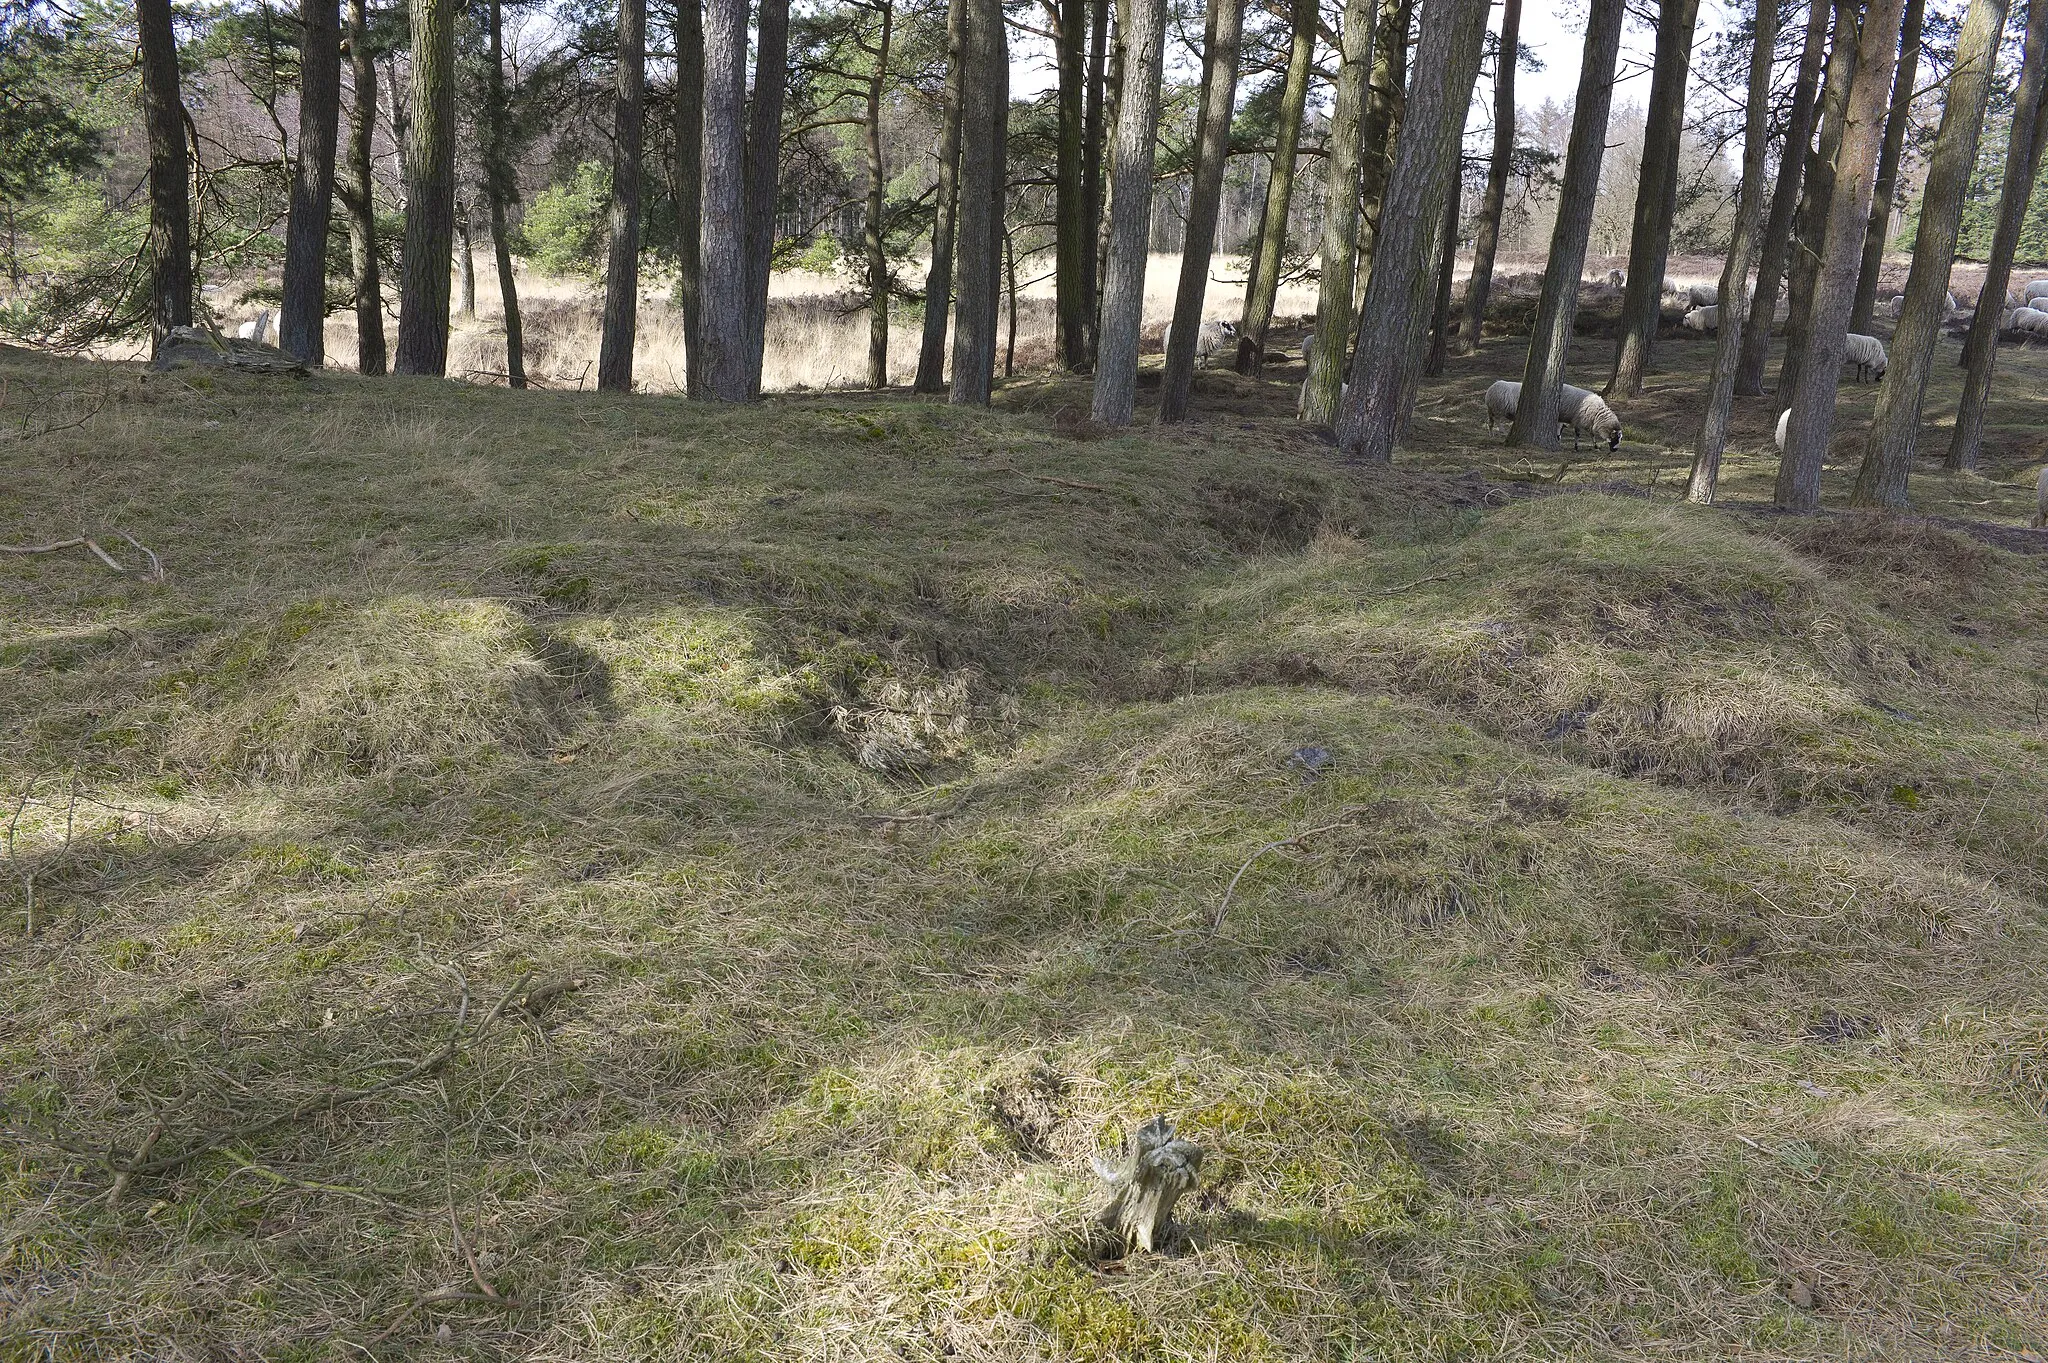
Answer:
[2, 339, 2046, 1359]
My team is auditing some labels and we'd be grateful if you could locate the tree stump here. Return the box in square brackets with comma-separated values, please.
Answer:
[1093, 1116, 1203, 1253]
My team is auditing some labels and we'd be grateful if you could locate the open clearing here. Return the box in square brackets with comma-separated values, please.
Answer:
[3, 326, 2047, 1359]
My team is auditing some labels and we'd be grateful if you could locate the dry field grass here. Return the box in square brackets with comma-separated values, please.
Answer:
[2, 301, 2047, 1361]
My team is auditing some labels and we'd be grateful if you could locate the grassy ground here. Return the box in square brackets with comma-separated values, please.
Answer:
[2, 322, 2046, 1361]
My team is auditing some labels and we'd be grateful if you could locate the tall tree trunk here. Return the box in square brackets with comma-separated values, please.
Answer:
[1852, 0, 2008, 505]
[1948, 0, 2048, 470]
[1690, 0, 1779, 502]
[454, 202, 476, 318]
[281, 0, 340, 364]
[1504, 0, 1625, 450]
[1233, 0, 1316, 372]
[393, 0, 459, 375]
[1082, 0, 1109, 361]
[1358, 0, 1412, 277]
[1736, 0, 1830, 394]
[1004, 220, 1018, 374]
[1054, 0, 1089, 370]
[137, 0, 191, 357]
[914, 0, 967, 391]
[671, 0, 704, 396]
[1354, 0, 1412, 290]
[1607, 0, 1701, 396]
[1776, 0, 1862, 404]
[698, 0, 751, 399]
[1088, 0, 1168, 426]
[864, 0, 894, 388]
[1158, 0, 1244, 422]
[1300, 0, 1377, 425]
[1423, 174, 1460, 376]
[598, 0, 647, 391]
[343, 0, 385, 374]
[1454, 0, 1518, 356]
[1336, 0, 1489, 463]
[483, 0, 524, 387]
[948, 0, 1007, 403]
[1094, 12, 1124, 354]
[1850, 0, 1923, 332]
[1777, 0, 1908, 512]
[740, 0, 791, 396]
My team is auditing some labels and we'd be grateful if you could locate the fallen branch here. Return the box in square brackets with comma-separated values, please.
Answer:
[1211, 811, 1363, 933]
[985, 463, 1110, 493]
[44, 970, 532, 1186]
[0, 533, 164, 581]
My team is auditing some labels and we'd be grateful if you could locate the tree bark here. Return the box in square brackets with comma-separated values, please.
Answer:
[1158, 0, 1243, 422]
[1504, 0, 1625, 450]
[1948, 0, 2048, 470]
[281, 0, 340, 365]
[864, 0, 894, 388]
[671, 0, 704, 396]
[598, 0, 647, 392]
[1736, 0, 1830, 395]
[1336, 0, 1488, 463]
[1082, 0, 1110, 362]
[1607, 0, 1701, 396]
[454, 204, 475, 318]
[1849, 0, 1923, 332]
[915, 0, 967, 391]
[1777, 0, 1908, 512]
[1454, 0, 1518, 356]
[740, 0, 791, 397]
[393, 0, 459, 376]
[1094, 15, 1124, 347]
[1089, 0, 1168, 425]
[1300, 0, 1377, 425]
[949, 0, 1007, 404]
[138, 0, 191, 357]
[1233, 0, 1316, 372]
[1055, 0, 1090, 370]
[1776, 0, 1862, 404]
[1353, 0, 1412, 290]
[698, 0, 752, 399]
[1424, 173, 1460, 376]
[343, 0, 385, 375]
[1689, 0, 1779, 502]
[483, 0, 524, 387]
[1852, 0, 2008, 505]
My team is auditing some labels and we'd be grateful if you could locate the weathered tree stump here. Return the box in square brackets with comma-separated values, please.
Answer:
[1093, 1116, 1203, 1253]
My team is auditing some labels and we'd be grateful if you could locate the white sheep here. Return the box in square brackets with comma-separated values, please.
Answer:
[1607, 269, 1625, 287]
[1776, 409, 1790, 451]
[1944, 291, 1960, 319]
[2023, 280, 2048, 302]
[2036, 466, 2048, 529]
[1162, 318, 1238, 368]
[2008, 307, 2048, 338]
[1883, 296, 1905, 319]
[236, 308, 276, 343]
[1682, 305, 1719, 332]
[1485, 379, 1521, 430]
[1558, 383, 1623, 450]
[1844, 332, 1887, 382]
[1687, 284, 1718, 308]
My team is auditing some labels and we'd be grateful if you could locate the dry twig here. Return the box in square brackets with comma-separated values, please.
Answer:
[0, 533, 164, 581]
[1211, 810, 1364, 933]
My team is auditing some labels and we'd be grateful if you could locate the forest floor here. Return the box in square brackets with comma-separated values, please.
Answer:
[2, 318, 2047, 1361]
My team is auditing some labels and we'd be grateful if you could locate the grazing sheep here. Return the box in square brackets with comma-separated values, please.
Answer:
[1686, 284, 1718, 308]
[1481, 379, 1622, 450]
[1607, 269, 1625, 287]
[1776, 409, 1790, 451]
[1682, 305, 1719, 332]
[1558, 383, 1624, 451]
[2023, 280, 2048, 302]
[2036, 467, 2047, 529]
[236, 309, 276, 344]
[1162, 318, 1238, 368]
[1944, 291, 1960, 319]
[1883, 296, 1905, 319]
[1844, 332, 1888, 382]
[1485, 379, 1521, 430]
